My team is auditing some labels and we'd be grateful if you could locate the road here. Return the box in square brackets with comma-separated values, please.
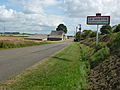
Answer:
[0, 40, 72, 81]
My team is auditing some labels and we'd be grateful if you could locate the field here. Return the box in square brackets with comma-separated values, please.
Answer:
[0, 36, 24, 40]
[0, 36, 64, 49]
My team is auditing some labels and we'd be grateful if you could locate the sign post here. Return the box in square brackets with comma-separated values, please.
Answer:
[87, 13, 110, 46]
[96, 25, 99, 46]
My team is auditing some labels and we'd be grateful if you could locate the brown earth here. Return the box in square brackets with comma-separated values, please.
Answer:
[88, 54, 120, 90]
[86, 34, 120, 90]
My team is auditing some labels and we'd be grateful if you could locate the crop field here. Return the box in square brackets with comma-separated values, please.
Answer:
[0, 36, 66, 49]
[0, 36, 24, 41]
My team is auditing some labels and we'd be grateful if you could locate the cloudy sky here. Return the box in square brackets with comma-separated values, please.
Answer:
[0, 0, 120, 35]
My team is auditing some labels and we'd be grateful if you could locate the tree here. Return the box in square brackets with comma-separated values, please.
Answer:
[90, 31, 97, 37]
[114, 24, 120, 32]
[56, 24, 67, 33]
[82, 30, 93, 39]
[76, 31, 80, 40]
[75, 30, 96, 41]
[100, 25, 112, 34]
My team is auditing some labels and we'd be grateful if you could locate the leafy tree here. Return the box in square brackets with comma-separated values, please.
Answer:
[90, 31, 96, 37]
[114, 24, 120, 32]
[100, 25, 112, 34]
[56, 24, 67, 33]
[75, 30, 96, 40]
[82, 30, 93, 39]
[76, 31, 80, 40]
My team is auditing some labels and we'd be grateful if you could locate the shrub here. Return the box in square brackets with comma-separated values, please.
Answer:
[90, 47, 110, 62]
[114, 24, 120, 32]
[79, 44, 95, 61]
[95, 42, 106, 51]
[100, 25, 112, 35]
[108, 32, 120, 50]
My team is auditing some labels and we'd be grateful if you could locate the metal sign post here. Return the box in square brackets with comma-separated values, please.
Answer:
[96, 25, 99, 46]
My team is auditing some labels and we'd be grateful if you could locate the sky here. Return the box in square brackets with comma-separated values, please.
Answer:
[0, 0, 120, 35]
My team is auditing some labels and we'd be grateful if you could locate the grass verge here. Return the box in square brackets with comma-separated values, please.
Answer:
[0, 42, 89, 90]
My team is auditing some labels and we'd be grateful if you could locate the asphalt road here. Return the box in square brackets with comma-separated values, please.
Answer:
[0, 40, 72, 82]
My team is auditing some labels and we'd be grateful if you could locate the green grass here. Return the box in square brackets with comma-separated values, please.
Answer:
[90, 46, 110, 62]
[0, 40, 64, 49]
[0, 42, 89, 90]
[108, 32, 120, 50]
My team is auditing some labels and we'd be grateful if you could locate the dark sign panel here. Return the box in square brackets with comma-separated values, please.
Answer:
[87, 16, 110, 25]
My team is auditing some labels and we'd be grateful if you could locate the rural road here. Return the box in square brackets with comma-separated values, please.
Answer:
[0, 40, 72, 82]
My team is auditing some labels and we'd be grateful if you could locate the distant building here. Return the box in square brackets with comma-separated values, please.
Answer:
[25, 34, 48, 41]
[47, 31, 67, 41]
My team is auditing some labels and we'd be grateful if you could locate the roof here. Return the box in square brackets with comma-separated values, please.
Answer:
[48, 31, 65, 38]
[50, 31, 65, 35]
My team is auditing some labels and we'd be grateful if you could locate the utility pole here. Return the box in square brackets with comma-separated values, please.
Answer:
[78, 24, 81, 41]
[75, 26, 78, 40]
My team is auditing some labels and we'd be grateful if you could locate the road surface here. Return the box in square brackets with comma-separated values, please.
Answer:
[0, 40, 72, 82]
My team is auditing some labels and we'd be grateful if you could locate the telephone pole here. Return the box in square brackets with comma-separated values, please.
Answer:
[78, 24, 81, 41]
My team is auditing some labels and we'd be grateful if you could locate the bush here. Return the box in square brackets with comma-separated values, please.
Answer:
[114, 24, 120, 32]
[108, 32, 120, 50]
[95, 42, 106, 51]
[90, 31, 96, 37]
[79, 44, 95, 61]
[90, 47, 110, 62]
[100, 25, 112, 34]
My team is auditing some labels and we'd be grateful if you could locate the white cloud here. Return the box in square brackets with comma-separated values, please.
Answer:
[0, 0, 120, 35]
[64, 0, 120, 17]
[0, 5, 15, 21]
[0, 0, 64, 34]
[62, 0, 120, 34]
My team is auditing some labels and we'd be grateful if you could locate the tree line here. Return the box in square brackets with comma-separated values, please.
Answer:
[54, 23, 120, 41]
[75, 24, 120, 41]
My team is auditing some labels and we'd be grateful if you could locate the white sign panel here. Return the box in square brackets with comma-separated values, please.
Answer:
[87, 16, 110, 25]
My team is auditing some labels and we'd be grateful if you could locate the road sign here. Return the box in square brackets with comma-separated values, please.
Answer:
[87, 16, 110, 25]
[87, 14, 110, 46]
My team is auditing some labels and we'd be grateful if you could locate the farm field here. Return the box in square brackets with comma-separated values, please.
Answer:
[0, 36, 24, 40]
[0, 35, 66, 49]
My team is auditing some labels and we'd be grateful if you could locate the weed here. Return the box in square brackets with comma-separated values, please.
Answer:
[90, 47, 110, 62]
[108, 32, 120, 50]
